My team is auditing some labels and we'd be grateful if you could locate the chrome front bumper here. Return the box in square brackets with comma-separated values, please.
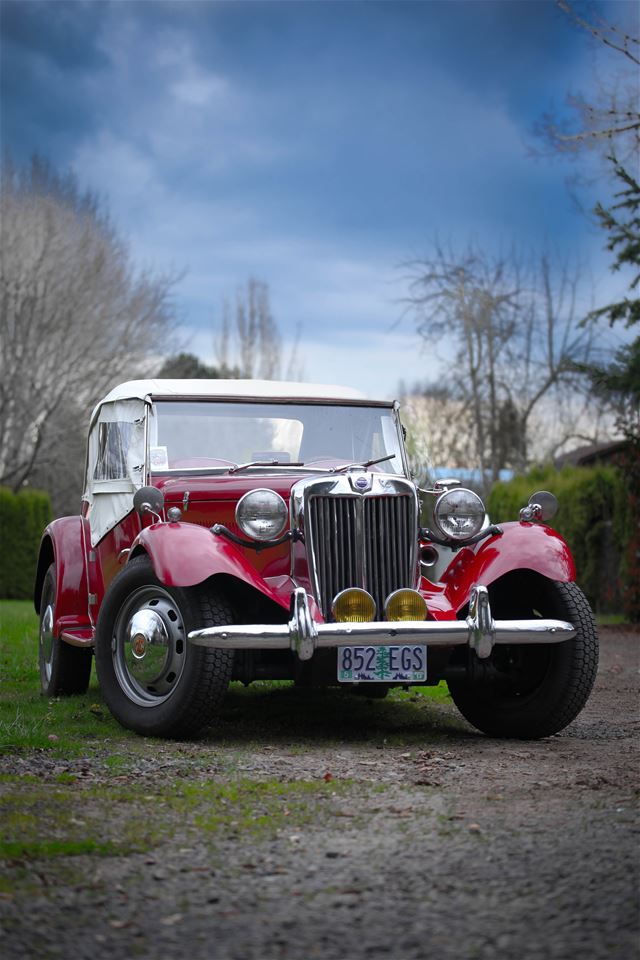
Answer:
[188, 585, 576, 662]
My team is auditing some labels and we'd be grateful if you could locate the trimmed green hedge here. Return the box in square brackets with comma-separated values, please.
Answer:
[488, 465, 630, 614]
[0, 488, 52, 600]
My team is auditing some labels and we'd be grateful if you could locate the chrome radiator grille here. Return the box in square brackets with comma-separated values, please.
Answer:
[307, 493, 416, 618]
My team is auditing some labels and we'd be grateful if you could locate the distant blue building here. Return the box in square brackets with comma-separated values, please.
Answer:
[432, 466, 514, 486]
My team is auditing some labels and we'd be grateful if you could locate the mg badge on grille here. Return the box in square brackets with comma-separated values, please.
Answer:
[351, 473, 372, 492]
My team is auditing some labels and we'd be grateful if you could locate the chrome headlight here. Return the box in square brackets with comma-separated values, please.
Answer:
[433, 488, 485, 541]
[236, 489, 288, 541]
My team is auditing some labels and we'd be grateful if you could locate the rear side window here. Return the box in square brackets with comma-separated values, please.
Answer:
[93, 422, 133, 480]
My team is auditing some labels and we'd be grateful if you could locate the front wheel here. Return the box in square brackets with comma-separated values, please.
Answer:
[95, 556, 233, 738]
[448, 580, 598, 739]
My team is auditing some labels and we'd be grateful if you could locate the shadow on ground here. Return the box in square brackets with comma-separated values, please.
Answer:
[204, 683, 476, 748]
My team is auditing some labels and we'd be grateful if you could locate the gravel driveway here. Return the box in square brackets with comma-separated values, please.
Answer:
[1, 626, 638, 960]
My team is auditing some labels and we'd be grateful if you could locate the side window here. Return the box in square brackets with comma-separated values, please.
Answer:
[93, 422, 133, 480]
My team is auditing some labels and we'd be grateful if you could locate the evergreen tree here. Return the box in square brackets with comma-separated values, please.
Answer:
[584, 159, 639, 440]
[157, 352, 240, 379]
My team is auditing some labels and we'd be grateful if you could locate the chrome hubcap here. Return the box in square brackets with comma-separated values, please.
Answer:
[40, 604, 54, 681]
[127, 609, 170, 685]
[113, 588, 187, 707]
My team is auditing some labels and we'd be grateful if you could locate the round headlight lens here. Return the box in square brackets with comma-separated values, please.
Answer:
[433, 488, 485, 541]
[236, 489, 288, 541]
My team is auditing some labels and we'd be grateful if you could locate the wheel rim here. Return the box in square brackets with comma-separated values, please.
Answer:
[40, 604, 54, 682]
[487, 643, 554, 703]
[112, 586, 187, 707]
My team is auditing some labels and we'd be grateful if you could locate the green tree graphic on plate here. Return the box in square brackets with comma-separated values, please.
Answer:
[375, 647, 388, 679]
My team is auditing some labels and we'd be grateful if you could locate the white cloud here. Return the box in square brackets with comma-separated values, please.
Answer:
[74, 131, 159, 209]
[170, 69, 228, 107]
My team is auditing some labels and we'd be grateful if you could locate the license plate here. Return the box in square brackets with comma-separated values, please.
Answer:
[337, 645, 427, 683]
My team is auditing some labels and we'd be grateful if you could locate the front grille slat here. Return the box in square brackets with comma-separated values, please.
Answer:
[344, 499, 352, 587]
[393, 498, 401, 596]
[322, 498, 332, 616]
[385, 497, 393, 602]
[308, 493, 414, 618]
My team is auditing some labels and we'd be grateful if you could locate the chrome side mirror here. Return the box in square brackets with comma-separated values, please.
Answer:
[520, 490, 558, 523]
[133, 486, 165, 520]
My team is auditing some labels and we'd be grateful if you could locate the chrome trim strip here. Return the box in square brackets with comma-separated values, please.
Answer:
[392, 402, 411, 478]
[60, 629, 95, 648]
[188, 586, 576, 662]
[143, 399, 150, 487]
[151, 395, 395, 408]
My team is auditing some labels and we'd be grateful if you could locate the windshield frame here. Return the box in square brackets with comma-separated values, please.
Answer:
[145, 397, 410, 481]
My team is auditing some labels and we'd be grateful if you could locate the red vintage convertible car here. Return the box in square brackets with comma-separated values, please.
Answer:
[35, 379, 598, 739]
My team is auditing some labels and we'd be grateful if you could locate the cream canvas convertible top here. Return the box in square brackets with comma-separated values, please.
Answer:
[90, 379, 375, 427]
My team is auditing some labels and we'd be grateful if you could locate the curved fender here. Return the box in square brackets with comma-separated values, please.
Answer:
[130, 522, 290, 612]
[34, 517, 91, 636]
[442, 521, 576, 613]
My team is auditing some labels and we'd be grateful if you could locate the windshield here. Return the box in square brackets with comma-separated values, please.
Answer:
[149, 401, 404, 475]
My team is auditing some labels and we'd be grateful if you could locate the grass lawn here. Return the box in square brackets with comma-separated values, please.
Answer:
[0, 600, 457, 867]
[0, 600, 452, 756]
[0, 600, 133, 753]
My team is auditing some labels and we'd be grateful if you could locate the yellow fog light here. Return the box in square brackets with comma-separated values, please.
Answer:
[384, 589, 427, 622]
[332, 588, 376, 623]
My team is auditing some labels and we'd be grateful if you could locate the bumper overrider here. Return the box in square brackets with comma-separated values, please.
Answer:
[188, 585, 576, 662]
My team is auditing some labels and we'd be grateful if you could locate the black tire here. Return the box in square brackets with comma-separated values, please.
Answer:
[448, 580, 598, 739]
[39, 564, 92, 696]
[95, 556, 233, 738]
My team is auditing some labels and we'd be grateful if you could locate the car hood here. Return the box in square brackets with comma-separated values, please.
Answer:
[155, 473, 315, 503]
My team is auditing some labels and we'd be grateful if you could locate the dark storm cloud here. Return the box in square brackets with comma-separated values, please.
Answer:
[1, 0, 111, 158]
[2, 0, 110, 70]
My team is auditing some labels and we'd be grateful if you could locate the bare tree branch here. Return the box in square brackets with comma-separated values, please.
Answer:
[557, 0, 640, 67]
[534, 2, 640, 164]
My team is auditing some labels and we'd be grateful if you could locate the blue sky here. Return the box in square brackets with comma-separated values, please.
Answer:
[1, 0, 637, 396]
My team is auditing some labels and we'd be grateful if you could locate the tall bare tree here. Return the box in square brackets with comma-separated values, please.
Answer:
[215, 278, 302, 380]
[403, 245, 597, 488]
[0, 156, 178, 511]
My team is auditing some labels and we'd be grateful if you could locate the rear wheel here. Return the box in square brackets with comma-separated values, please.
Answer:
[448, 580, 598, 739]
[39, 564, 92, 696]
[95, 556, 233, 738]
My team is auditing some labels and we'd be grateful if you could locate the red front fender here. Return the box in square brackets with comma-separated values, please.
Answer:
[129, 522, 291, 612]
[440, 521, 576, 613]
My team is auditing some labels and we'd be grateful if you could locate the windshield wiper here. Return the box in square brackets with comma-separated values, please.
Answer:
[227, 454, 396, 475]
[227, 460, 305, 474]
[331, 454, 396, 473]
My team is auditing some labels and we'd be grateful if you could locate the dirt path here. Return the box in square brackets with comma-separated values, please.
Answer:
[1, 627, 638, 960]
